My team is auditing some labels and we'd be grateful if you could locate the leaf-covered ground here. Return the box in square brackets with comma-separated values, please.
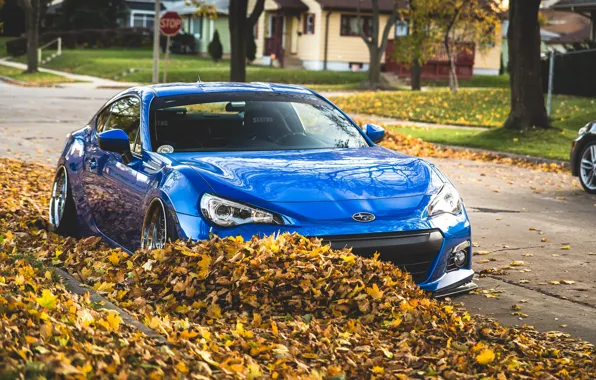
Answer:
[1, 155, 594, 378]
[331, 89, 596, 129]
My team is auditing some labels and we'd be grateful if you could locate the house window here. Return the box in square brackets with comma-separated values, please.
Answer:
[340, 14, 372, 37]
[131, 12, 154, 28]
[303, 13, 315, 34]
[395, 20, 409, 37]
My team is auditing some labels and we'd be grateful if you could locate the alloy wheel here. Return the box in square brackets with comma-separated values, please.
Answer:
[142, 202, 167, 249]
[580, 144, 596, 191]
[49, 167, 68, 229]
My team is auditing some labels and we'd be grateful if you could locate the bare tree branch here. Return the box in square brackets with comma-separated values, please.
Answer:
[247, 0, 265, 27]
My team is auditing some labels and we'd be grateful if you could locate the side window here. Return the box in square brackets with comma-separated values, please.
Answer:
[96, 106, 111, 134]
[100, 97, 142, 155]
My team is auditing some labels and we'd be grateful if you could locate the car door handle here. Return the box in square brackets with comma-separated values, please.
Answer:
[89, 158, 97, 172]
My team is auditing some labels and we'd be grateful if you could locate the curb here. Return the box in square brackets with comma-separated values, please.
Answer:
[0, 74, 62, 88]
[52, 266, 167, 344]
[436, 143, 570, 168]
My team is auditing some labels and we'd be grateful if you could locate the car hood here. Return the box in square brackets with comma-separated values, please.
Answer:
[168, 147, 434, 203]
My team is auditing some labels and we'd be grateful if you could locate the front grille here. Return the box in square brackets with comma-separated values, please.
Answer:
[320, 230, 443, 283]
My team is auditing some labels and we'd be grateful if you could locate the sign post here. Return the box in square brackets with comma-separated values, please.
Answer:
[151, 0, 161, 83]
[159, 11, 182, 83]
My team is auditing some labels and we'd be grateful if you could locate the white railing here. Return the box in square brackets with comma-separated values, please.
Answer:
[37, 37, 62, 64]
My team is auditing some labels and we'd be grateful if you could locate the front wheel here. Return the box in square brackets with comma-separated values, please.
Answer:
[141, 199, 178, 249]
[49, 166, 79, 236]
[578, 142, 596, 194]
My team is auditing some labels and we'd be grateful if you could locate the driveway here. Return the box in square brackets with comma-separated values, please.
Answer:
[2, 82, 596, 343]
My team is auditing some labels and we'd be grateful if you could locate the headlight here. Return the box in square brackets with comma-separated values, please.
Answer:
[578, 122, 592, 136]
[427, 169, 462, 217]
[200, 194, 283, 227]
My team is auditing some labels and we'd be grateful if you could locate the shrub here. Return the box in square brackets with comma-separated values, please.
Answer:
[6, 37, 27, 57]
[161, 32, 196, 54]
[208, 30, 223, 61]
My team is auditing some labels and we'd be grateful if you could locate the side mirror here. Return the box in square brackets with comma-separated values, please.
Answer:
[98, 129, 131, 155]
[364, 123, 385, 143]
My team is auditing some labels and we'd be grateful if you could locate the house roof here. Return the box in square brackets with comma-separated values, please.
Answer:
[541, 9, 591, 35]
[315, 0, 407, 13]
[552, 0, 596, 10]
[546, 23, 591, 43]
[273, 0, 308, 11]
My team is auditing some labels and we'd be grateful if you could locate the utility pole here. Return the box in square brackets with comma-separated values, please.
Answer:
[547, 50, 555, 117]
[152, 0, 161, 83]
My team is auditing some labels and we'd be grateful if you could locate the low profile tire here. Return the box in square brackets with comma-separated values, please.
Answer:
[141, 199, 178, 249]
[49, 166, 79, 236]
[578, 142, 596, 194]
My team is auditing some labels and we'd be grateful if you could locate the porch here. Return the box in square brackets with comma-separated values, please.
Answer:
[385, 40, 475, 79]
[262, 4, 307, 68]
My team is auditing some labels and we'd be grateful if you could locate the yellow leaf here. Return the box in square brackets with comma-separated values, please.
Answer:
[175, 361, 189, 374]
[207, 303, 222, 319]
[372, 366, 384, 374]
[365, 283, 384, 299]
[108, 252, 120, 265]
[340, 255, 355, 265]
[476, 349, 496, 365]
[271, 320, 279, 336]
[93, 282, 115, 293]
[36, 289, 58, 310]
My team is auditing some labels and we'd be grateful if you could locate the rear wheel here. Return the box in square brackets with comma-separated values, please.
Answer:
[49, 166, 78, 236]
[141, 200, 177, 249]
[579, 142, 596, 194]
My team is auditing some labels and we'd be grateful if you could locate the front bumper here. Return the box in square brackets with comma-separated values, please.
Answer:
[173, 208, 474, 295]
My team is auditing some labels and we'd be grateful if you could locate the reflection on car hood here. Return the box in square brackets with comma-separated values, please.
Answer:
[168, 147, 433, 203]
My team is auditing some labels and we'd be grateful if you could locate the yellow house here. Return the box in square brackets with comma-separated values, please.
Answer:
[247, 0, 503, 76]
[248, 0, 401, 71]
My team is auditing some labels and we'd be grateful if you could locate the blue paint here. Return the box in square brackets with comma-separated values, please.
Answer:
[53, 82, 473, 294]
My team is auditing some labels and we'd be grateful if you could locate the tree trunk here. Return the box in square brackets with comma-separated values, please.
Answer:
[368, 47, 381, 86]
[504, 0, 550, 130]
[22, 0, 40, 73]
[444, 39, 458, 93]
[228, 0, 248, 82]
[410, 58, 421, 91]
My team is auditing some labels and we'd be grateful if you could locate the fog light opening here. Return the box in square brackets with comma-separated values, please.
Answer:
[447, 240, 470, 271]
[453, 250, 467, 268]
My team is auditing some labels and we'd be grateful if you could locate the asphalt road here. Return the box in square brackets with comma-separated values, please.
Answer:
[2, 82, 596, 343]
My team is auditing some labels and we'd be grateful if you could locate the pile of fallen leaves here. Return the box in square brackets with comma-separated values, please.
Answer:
[2, 158, 595, 378]
[351, 117, 569, 174]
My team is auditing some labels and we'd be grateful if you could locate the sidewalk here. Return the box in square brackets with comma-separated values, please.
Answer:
[0, 58, 138, 89]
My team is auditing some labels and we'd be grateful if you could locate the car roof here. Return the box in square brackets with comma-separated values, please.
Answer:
[140, 82, 315, 98]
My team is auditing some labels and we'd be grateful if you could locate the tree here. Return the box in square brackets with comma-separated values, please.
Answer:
[246, 27, 257, 63]
[504, 0, 550, 130]
[228, 0, 264, 82]
[435, 0, 499, 92]
[18, 0, 41, 73]
[357, 0, 399, 88]
[57, 0, 127, 30]
[395, 0, 499, 92]
[208, 30, 223, 61]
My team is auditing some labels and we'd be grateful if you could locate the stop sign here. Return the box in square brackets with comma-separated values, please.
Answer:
[160, 11, 182, 37]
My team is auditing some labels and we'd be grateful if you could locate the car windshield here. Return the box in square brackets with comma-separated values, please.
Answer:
[149, 93, 369, 152]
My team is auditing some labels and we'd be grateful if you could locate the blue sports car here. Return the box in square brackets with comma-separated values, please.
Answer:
[49, 82, 474, 296]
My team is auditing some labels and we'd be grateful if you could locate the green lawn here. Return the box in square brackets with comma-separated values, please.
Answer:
[332, 89, 596, 160]
[14, 48, 367, 85]
[0, 65, 76, 85]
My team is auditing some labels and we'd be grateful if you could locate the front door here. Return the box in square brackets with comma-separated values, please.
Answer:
[83, 96, 148, 249]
